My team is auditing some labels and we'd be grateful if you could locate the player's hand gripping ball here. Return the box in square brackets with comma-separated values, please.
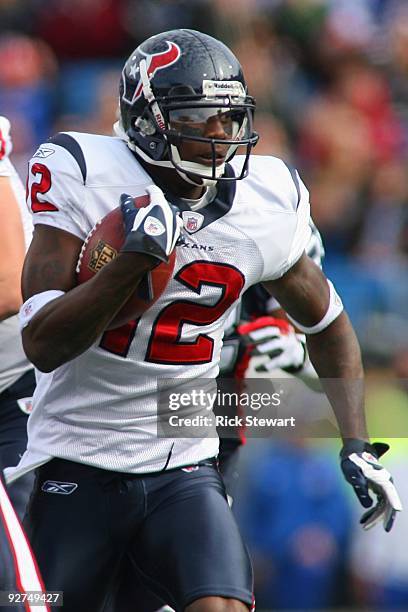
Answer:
[76, 190, 178, 329]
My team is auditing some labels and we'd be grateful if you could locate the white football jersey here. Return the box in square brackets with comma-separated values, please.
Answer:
[6, 132, 311, 481]
[0, 117, 33, 393]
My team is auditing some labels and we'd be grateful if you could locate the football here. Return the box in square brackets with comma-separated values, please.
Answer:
[76, 194, 176, 330]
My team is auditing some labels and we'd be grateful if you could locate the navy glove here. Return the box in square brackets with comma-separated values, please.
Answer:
[120, 185, 182, 264]
[340, 439, 402, 532]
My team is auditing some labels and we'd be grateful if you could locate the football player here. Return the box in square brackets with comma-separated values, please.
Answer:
[0, 117, 47, 611]
[108, 228, 325, 612]
[108, 224, 324, 612]
[6, 30, 402, 612]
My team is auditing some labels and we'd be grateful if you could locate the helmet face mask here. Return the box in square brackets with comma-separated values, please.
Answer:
[118, 29, 259, 184]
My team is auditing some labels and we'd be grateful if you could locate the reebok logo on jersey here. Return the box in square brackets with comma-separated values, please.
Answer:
[144, 216, 165, 236]
[41, 480, 78, 495]
[32, 147, 55, 159]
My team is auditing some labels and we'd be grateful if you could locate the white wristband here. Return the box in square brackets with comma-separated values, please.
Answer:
[286, 280, 343, 334]
[19, 290, 66, 330]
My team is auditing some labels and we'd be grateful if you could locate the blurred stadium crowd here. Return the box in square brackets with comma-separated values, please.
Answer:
[1, 0, 408, 609]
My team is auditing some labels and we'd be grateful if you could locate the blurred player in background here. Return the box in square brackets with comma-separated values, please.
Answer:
[0, 116, 47, 611]
[216, 220, 324, 503]
[6, 30, 402, 612]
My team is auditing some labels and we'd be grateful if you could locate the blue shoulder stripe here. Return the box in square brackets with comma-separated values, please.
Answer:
[48, 133, 87, 184]
[283, 162, 301, 209]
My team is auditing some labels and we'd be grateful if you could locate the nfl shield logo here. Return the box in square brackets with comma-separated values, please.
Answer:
[182, 211, 204, 233]
[187, 216, 198, 231]
[17, 397, 33, 415]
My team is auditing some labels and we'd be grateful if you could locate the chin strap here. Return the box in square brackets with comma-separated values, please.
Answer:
[113, 120, 221, 187]
[169, 144, 225, 186]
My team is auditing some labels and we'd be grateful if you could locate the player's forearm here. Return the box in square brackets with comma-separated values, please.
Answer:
[22, 253, 153, 372]
[306, 311, 368, 442]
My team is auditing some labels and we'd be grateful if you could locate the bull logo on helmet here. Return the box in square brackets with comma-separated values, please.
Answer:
[127, 41, 181, 103]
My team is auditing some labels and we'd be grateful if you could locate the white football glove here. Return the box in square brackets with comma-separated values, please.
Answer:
[340, 440, 402, 532]
[238, 316, 306, 373]
[120, 185, 183, 264]
[0, 116, 13, 160]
